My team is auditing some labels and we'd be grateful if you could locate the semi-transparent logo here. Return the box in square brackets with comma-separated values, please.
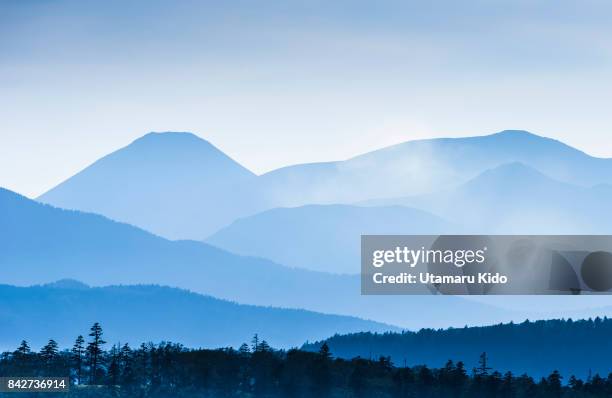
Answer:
[361, 235, 612, 295]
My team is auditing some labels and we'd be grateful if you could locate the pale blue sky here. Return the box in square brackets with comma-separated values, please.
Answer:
[2, 0, 612, 197]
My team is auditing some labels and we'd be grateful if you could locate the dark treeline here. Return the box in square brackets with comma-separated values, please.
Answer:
[1, 323, 612, 397]
[303, 317, 612, 379]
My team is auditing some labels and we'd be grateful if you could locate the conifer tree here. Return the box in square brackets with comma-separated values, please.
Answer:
[313, 343, 333, 397]
[251, 334, 260, 352]
[72, 335, 85, 385]
[547, 370, 562, 398]
[319, 342, 331, 359]
[87, 322, 106, 384]
[40, 339, 59, 362]
[13, 340, 32, 372]
[108, 344, 120, 386]
[477, 352, 492, 376]
[238, 343, 251, 356]
[120, 343, 135, 385]
[259, 340, 271, 352]
[15, 340, 31, 356]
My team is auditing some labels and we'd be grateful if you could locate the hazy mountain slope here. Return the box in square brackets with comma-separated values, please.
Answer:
[207, 204, 455, 274]
[0, 187, 522, 330]
[364, 162, 612, 234]
[261, 130, 612, 206]
[37, 132, 267, 239]
[0, 281, 396, 351]
[1, 186, 345, 304]
[37, 130, 612, 239]
[303, 318, 612, 379]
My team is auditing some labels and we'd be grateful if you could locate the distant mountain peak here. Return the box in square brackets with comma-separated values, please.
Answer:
[463, 161, 569, 192]
[483, 161, 546, 176]
[492, 129, 537, 137]
[36, 130, 261, 239]
[127, 131, 219, 153]
[137, 131, 209, 143]
[485, 129, 578, 150]
[115, 131, 256, 175]
[43, 279, 90, 290]
[351, 129, 553, 162]
[475, 161, 551, 180]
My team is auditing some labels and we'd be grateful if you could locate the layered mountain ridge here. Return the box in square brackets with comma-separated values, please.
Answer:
[0, 281, 395, 350]
[5, 129, 612, 348]
[37, 130, 612, 240]
[1, 187, 519, 331]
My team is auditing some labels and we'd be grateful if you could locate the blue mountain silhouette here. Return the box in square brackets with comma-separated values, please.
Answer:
[1, 186, 343, 304]
[0, 281, 395, 351]
[261, 130, 612, 206]
[15, 130, 612, 331]
[0, 187, 519, 329]
[364, 162, 612, 234]
[38, 130, 612, 240]
[38, 132, 268, 239]
[207, 204, 454, 274]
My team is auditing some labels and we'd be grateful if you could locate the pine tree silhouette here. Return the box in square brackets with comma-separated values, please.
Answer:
[87, 322, 106, 384]
[238, 343, 251, 356]
[71, 335, 85, 385]
[251, 333, 260, 352]
[16, 340, 30, 356]
[1, 327, 612, 397]
[40, 339, 59, 362]
[319, 342, 331, 359]
[477, 352, 492, 376]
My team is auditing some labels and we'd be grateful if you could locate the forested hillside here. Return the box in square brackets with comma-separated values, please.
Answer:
[0, 282, 393, 350]
[2, 323, 611, 398]
[303, 318, 612, 379]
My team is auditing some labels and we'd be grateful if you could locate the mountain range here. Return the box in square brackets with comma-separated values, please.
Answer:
[207, 204, 453, 274]
[38, 132, 268, 239]
[37, 130, 612, 241]
[0, 187, 517, 330]
[0, 281, 394, 351]
[5, 128, 612, 349]
[363, 162, 612, 235]
[207, 163, 612, 275]
[259, 129, 612, 207]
